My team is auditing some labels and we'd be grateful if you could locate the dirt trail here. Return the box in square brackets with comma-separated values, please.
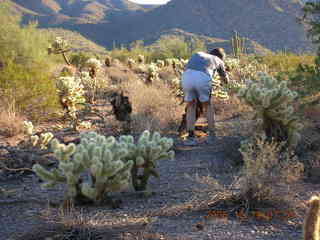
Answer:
[0, 133, 306, 240]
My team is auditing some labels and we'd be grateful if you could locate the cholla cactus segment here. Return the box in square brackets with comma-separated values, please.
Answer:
[56, 76, 86, 118]
[23, 121, 34, 135]
[31, 132, 54, 150]
[85, 58, 102, 70]
[33, 133, 134, 203]
[119, 130, 174, 191]
[137, 54, 145, 64]
[127, 58, 136, 69]
[156, 60, 165, 68]
[105, 55, 112, 67]
[147, 63, 160, 83]
[23, 121, 54, 149]
[33, 140, 76, 192]
[49, 37, 69, 54]
[238, 72, 301, 148]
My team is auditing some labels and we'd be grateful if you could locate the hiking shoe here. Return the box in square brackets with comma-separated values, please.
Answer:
[183, 136, 198, 146]
[204, 135, 216, 145]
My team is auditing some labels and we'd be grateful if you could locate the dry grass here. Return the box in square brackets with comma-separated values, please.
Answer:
[0, 98, 25, 137]
[118, 80, 184, 134]
[214, 94, 252, 121]
[105, 65, 140, 85]
[236, 134, 304, 207]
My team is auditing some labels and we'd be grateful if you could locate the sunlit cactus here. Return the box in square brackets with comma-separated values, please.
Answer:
[127, 58, 136, 69]
[56, 76, 86, 119]
[119, 130, 174, 191]
[237, 72, 302, 148]
[303, 195, 320, 240]
[147, 63, 160, 83]
[23, 121, 54, 149]
[80, 70, 98, 103]
[48, 37, 71, 65]
[156, 59, 165, 68]
[85, 58, 102, 79]
[32, 133, 134, 203]
[105, 55, 112, 67]
[23, 121, 34, 135]
[137, 54, 145, 64]
[231, 31, 246, 58]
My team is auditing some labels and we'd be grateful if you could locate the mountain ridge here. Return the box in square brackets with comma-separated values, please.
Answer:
[5, 0, 314, 53]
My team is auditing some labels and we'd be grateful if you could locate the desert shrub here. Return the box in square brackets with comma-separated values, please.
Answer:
[0, 97, 25, 137]
[236, 134, 303, 208]
[69, 52, 92, 69]
[287, 64, 320, 98]
[0, 61, 59, 120]
[119, 80, 184, 133]
[0, 7, 59, 120]
[149, 35, 206, 61]
[108, 42, 151, 63]
[256, 53, 315, 76]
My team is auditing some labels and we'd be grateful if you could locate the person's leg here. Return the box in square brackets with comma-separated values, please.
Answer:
[196, 72, 216, 144]
[181, 70, 198, 145]
[201, 100, 215, 136]
[186, 99, 197, 137]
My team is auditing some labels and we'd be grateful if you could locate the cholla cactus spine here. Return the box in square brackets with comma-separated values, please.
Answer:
[237, 72, 302, 148]
[33, 133, 134, 203]
[147, 63, 160, 83]
[119, 130, 174, 191]
[23, 121, 54, 149]
[56, 76, 86, 119]
[48, 37, 70, 65]
[23, 121, 34, 135]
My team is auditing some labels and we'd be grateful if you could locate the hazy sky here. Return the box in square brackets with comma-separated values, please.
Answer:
[129, 0, 171, 4]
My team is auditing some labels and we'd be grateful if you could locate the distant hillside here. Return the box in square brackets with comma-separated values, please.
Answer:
[148, 28, 273, 55]
[43, 28, 107, 54]
[4, 0, 314, 53]
[10, 0, 149, 24]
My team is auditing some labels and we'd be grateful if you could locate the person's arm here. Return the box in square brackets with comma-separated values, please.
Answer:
[217, 62, 230, 85]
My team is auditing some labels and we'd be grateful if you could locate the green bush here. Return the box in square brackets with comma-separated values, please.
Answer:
[0, 5, 59, 120]
[69, 52, 92, 69]
[108, 37, 206, 63]
[256, 53, 315, 75]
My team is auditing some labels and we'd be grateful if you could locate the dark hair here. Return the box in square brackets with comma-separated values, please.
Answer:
[209, 48, 226, 60]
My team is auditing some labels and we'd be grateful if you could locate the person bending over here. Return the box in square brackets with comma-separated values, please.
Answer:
[181, 48, 229, 146]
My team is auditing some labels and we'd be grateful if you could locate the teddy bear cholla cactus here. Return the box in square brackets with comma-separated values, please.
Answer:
[147, 63, 160, 83]
[237, 72, 303, 147]
[119, 130, 174, 191]
[23, 121, 54, 150]
[32, 132, 134, 203]
[56, 76, 86, 119]
[48, 37, 71, 65]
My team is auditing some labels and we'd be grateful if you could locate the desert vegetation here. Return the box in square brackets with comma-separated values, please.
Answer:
[2, 2, 320, 240]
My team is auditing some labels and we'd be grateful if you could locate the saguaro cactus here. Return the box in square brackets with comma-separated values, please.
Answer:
[119, 130, 174, 191]
[231, 31, 246, 58]
[238, 72, 303, 148]
[33, 132, 134, 204]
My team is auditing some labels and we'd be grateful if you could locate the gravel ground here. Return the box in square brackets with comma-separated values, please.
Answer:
[0, 132, 315, 240]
